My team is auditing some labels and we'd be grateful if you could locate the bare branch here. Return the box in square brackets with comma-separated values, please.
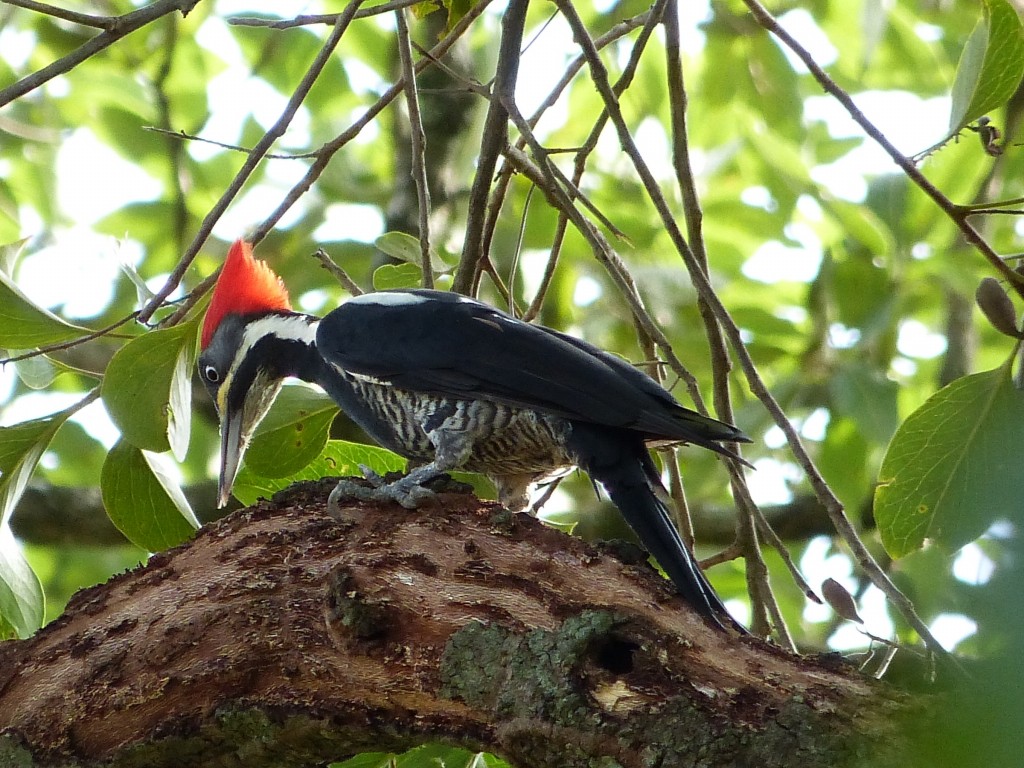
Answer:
[1, 0, 113, 29]
[395, 8, 434, 289]
[453, 0, 529, 295]
[311, 248, 364, 296]
[228, 0, 421, 28]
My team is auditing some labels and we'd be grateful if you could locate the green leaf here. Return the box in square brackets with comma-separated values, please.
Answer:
[0, 408, 73, 526]
[0, 270, 90, 348]
[948, 0, 1024, 133]
[244, 385, 340, 478]
[7, 349, 58, 390]
[830, 366, 899, 444]
[232, 440, 406, 507]
[375, 232, 448, 272]
[101, 320, 199, 459]
[100, 440, 200, 552]
[0, 525, 44, 639]
[874, 365, 1024, 558]
[0, 406, 74, 639]
[0, 238, 29, 276]
[373, 263, 423, 291]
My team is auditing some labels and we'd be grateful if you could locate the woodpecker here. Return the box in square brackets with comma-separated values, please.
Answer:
[199, 240, 751, 629]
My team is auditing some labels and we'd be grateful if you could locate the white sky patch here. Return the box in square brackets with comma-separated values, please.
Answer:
[724, 598, 750, 628]
[193, 17, 312, 155]
[634, 117, 672, 180]
[0, 392, 117, 450]
[0, 27, 35, 69]
[343, 57, 388, 97]
[313, 203, 385, 242]
[573, 275, 602, 307]
[516, 13, 575, 122]
[741, 186, 775, 210]
[516, 249, 551, 301]
[776, 9, 838, 72]
[298, 288, 330, 313]
[986, 519, 1015, 538]
[953, 542, 995, 586]
[914, 23, 944, 43]
[929, 613, 978, 651]
[16, 231, 122, 317]
[806, 92, 950, 187]
[742, 237, 823, 283]
[897, 319, 947, 359]
[829, 323, 862, 349]
[56, 129, 162, 226]
[810, 157, 867, 202]
[746, 457, 800, 504]
[800, 407, 829, 441]
[0, 365, 15, 405]
[212, 184, 307, 240]
[144, 272, 186, 303]
[890, 356, 918, 377]
[763, 424, 786, 449]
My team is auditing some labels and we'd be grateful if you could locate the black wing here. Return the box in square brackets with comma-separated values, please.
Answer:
[316, 290, 748, 454]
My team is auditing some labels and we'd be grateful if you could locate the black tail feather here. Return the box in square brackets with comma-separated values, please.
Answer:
[568, 424, 744, 632]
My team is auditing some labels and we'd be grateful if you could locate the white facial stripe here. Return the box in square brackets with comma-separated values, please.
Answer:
[228, 315, 319, 382]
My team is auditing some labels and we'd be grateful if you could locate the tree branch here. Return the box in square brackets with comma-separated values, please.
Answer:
[453, 0, 529, 294]
[0, 482, 920, 767]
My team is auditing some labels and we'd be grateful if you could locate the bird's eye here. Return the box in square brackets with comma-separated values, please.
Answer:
[203, 365, 220, 383]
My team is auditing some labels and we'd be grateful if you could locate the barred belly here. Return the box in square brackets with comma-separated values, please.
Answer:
[342, 372, 575, 475]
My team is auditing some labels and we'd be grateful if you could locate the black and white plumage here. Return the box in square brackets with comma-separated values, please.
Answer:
[199, 241, 751, 630]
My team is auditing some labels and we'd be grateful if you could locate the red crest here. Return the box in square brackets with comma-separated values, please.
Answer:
[201, 240, 291, 349]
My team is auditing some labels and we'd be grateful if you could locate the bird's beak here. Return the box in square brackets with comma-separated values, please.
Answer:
[217, 407, 246, 508]
[215, 373, 283, 508]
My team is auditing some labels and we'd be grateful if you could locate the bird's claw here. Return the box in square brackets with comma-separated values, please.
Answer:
[327, 465, 438, 518]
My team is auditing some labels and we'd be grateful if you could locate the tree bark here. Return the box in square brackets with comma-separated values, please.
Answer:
[0, 480, 921, 767]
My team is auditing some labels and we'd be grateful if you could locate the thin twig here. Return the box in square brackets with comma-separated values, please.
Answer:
[0, 311, 141, 365]
[143, 127, 314, 160]
[700, 543, 742, 569]
[139, 2, 364, 325]
[395, 7, 433, 289]
[311, 248, 364, 296]
[2, 0, 113, 29]
[228, 0, 421, 27]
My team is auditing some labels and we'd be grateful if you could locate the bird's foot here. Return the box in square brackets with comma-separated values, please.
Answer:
[327, 465, 440, 518]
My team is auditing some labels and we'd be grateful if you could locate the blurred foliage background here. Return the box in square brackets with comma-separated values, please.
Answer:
[2, 0, 1024, 764]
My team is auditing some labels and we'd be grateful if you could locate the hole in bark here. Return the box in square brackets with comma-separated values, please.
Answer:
[591, 637, 640, 675]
